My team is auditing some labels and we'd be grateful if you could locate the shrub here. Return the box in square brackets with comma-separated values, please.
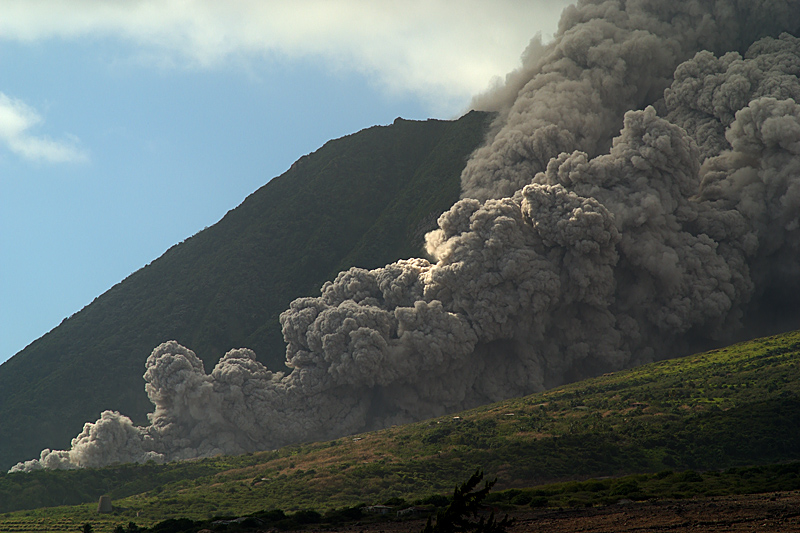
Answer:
[420, 494, 450, 507]
[529, 496, 548, 508]
[292, 510, 321, 524]
[510, 493, 532, 505]
[421, 470, 514, 533]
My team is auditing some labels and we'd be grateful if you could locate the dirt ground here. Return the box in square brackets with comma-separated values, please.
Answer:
[309, 491, 800, 532]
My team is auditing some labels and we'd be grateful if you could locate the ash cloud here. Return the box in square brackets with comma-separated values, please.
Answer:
[12, 0, 800, 472]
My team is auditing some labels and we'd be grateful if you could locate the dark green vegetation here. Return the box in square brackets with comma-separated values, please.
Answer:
[0, 111, 493, 471]
[485, 462, 800, 509]
[422, 470, 514, 533]
[1, 329, 799, 532]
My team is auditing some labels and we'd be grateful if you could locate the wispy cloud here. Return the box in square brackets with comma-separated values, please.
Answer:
[0, 93, 88, 163]
[0, 0, 571, 114]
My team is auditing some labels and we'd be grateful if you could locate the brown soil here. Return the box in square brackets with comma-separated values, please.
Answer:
[309, 491, 800, 533]
[507, 491, 800, 532]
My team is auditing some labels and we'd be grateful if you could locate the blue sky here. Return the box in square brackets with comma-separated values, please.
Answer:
[0, 1, 569, 365]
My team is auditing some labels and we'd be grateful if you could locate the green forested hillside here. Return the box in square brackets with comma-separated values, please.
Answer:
[1, 329, 799, 524]
[0, 111, 493, 472]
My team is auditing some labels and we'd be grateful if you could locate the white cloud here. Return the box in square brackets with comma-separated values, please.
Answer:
[0, 0, 572, 114]
[0, 93, 88, 163]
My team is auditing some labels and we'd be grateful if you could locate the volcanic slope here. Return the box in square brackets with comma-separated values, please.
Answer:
[0, 111, 493, 472]
[1, 329, 799, 520]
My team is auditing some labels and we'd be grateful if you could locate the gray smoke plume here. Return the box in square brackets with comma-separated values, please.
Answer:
[11, 0, 800, 472]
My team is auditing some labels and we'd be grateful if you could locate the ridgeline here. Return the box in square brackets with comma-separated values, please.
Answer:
[0, 111, 493, 471]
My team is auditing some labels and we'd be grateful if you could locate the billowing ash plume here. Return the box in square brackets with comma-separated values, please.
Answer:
[12, 0, 800, 472]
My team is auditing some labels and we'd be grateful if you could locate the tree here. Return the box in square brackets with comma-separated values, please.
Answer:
[421, 470, 514, 533]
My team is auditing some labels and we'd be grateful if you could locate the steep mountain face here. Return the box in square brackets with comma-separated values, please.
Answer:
[0, 111, 492, 471]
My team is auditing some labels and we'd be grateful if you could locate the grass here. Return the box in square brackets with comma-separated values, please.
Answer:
[487, 461, 800, 508]
[1, 329, 799, 532]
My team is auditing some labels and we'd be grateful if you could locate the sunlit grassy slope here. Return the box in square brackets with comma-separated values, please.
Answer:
[2, 329, 799, 530]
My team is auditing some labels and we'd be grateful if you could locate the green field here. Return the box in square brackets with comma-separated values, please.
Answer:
[2, 329, 799, 532]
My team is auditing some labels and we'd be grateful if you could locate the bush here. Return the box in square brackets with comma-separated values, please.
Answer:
[292, 510, 321, 524]
[420, 494, 450, 507]
[421, 470, 514, 533]
[148, 518, 197, 533]
[529, 496, 548, 508]
[510, 493, 532, 505]
[323, 506, 362, 523]
[583, 480, 607, 492]
[678, 470, 703, 483]
[254, 509, 286, 522]
[611, 480, 639, 496]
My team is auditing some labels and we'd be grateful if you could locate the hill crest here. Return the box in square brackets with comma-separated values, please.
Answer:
[0, 111, 493, 471]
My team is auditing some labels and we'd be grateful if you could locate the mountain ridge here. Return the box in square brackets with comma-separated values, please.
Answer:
[0, 111, 493, 471]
